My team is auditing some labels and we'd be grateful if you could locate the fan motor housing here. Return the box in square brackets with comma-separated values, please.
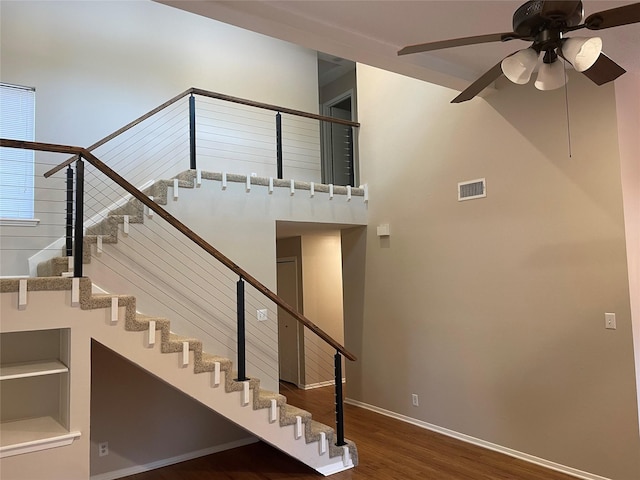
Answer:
[512, 0, 584, 37]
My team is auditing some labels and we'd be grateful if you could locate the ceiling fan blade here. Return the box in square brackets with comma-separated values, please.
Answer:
[585, 2, 640, 30]
[581, 52, 626, 85]
[539, 1, 582, 19]
[398, 32, 521, 56]
[451, 61, 504, 103]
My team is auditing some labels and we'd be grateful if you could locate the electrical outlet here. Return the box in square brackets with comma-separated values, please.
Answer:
[605, 312, 616, 330]
[412, 394, 419, 407]
[98, 442, 109, 457]
[257, 309, 268, 321]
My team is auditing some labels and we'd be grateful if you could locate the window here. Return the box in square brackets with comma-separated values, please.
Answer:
[0, 83, 36, 223]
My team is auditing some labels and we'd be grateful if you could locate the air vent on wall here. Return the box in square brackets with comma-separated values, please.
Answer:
[458, 178, 486, 201]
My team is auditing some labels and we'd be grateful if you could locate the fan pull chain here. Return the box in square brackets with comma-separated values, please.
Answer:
[563, 59, 572, 158]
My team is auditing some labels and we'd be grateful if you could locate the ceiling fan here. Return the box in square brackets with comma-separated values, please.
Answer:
[398, 1, 640, 103]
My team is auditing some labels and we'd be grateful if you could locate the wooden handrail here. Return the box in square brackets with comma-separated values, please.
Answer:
[2, 138, 357, 361]
[190, 88, 361, 127]
[44, 87, 360, 178]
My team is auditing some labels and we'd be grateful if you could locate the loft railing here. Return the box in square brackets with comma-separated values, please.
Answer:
[1, 138, 356, 447]
[45, 87, 360, 186]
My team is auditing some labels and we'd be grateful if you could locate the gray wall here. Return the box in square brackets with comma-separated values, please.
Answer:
[90, 341, 253, 476]
[346, 64, 640, 479]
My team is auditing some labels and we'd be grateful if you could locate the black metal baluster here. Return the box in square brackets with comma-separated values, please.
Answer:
[236, 277, 248, 381]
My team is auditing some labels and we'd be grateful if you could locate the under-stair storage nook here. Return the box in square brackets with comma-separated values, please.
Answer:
[0, 328, 80, 457]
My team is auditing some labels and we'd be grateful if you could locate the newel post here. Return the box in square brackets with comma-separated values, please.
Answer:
[334, 351, 346, 447]
[73, 157, 85, 278]
[65, 166, 74, 257]
[275, 112, 283, 179]
[236, 276, 248, 381]
[189, 94, 196, 170]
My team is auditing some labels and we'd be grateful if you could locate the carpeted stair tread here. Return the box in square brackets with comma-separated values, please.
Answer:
[280, 404, 313, 426]
[253, 389, 287, 409]
[37, 256, 69, 277]
[163, 333, 202, 354]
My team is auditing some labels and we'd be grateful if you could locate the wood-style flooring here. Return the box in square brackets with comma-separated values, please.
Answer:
[121, 382, 577, 480]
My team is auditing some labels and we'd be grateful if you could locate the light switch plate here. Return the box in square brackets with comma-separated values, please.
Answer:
[257, 309, 268, 321]
[605, 312, 616, 330]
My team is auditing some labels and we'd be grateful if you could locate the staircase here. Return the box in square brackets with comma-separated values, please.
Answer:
[8, 170, 359, 476]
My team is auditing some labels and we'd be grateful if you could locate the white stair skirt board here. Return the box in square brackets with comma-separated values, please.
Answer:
[148, 321, 156, 347]
[242, 381, 250, 406]
[347, 186, 352, 201]
[88, 438, 258, 480]
[329, 184, 334, 199]
[123, 215, 129, 235]
[363, 184, 369, 203]
[97, 235, 103, 253]
[182, 342, 189, 367]
[268, 177, 274, 194]
[310, 182, 315, 197]
[290, 179, 295, 196]
[110, 297, 118, 324]
[71, 278, 80, 307]
[212, 362, 220, 387]
[270, 399, 278, 424]
[173, 179, 179, 199]
[246, 175, 251, 192]
[196, 169, 202, 187]
[222, 172, 227, 190]
[319, 432, 327, 455]
[345, 398, 610, 480]
[295, 416, 302, 439]
[18, 279, 27, 310]
[68, 256, 74, 273]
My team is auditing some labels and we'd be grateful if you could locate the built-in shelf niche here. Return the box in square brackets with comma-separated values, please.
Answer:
[0, 328, 78, 457]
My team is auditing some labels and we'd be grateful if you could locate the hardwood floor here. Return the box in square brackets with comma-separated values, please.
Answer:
[121, 382, 577, 480]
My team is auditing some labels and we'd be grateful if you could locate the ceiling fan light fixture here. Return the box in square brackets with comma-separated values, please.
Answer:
[501, 48, 539, 84]
[562, 36, 603, 72]
[534, 59, 566, 91]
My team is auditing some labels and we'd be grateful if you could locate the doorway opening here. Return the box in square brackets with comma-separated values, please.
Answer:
[317, 52, 357, 187]
[276, 226, 347, 390]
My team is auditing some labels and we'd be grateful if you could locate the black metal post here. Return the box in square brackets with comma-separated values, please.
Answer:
[73, 158, 85, 278]
[236, 277, 248, 381]
[275, 112, 283, 179]
[189, 94, 196, 170]
[65, 166, 74, 257]
[334, 351, 346, 446]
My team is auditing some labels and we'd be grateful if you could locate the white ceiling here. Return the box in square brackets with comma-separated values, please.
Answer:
[158, 0, 639, 97]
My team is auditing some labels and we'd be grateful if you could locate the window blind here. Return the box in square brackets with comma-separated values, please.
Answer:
[0, 83, 35, 220]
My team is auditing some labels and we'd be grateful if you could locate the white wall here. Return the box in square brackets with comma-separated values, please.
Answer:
[346, 64, 640, 479]
[0, 0, 319, 276]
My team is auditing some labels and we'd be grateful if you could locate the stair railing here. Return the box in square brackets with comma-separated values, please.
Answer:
[44, 87, 360, 186]
[1, 138, 355, 447]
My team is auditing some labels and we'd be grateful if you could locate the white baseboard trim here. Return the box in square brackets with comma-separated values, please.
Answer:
[344, 398, 611, 480]
[89, 436, 258, 480]
[298, 378, 346, 391]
